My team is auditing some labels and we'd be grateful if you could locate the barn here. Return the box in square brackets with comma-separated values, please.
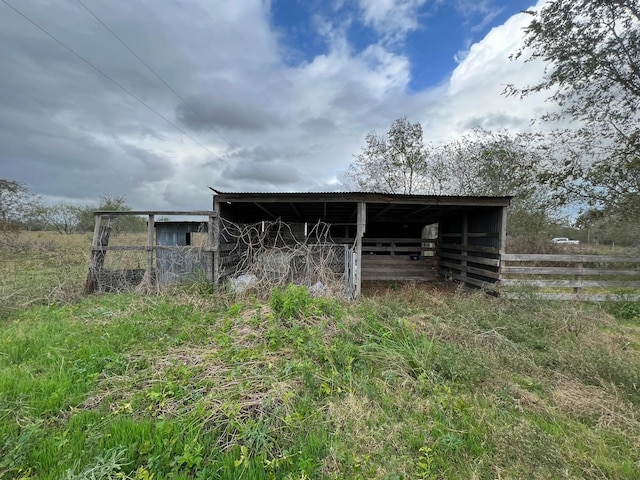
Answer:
[211, 191, 511, 297]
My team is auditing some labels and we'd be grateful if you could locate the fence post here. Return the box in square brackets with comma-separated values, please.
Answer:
[145, 214, 155, 290]
[85, 214, 111, 293]
[210, 209, 220, 286]
[574, 261, 582, 296]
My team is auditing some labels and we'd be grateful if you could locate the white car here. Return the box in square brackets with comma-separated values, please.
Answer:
[551, 237, 580, 245]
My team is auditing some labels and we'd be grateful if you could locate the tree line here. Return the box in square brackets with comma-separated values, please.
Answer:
[0, 180, 145, 235]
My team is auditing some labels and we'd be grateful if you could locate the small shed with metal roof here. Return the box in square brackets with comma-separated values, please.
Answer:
[209, 190, 511, 297]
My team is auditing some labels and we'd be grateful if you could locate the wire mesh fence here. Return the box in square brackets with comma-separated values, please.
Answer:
[220, 219, 352, 298]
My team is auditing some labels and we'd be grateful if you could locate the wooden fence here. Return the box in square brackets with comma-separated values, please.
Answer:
[500, 254, 640, 301]
[439, 243, 500, 289]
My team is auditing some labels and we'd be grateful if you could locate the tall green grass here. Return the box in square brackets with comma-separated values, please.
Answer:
[1, 280, 639, 478]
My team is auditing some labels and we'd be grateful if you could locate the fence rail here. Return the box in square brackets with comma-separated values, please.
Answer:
[500, 253, 640, 301]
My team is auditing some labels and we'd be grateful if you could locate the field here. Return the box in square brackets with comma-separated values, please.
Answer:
[1, 233, 640, 479]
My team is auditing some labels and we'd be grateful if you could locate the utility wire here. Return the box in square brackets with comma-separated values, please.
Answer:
[76, 0, 268, 179]
[1, 0, 234, 171]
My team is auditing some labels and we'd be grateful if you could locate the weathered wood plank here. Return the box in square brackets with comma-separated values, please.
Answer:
[362, 246, 435, 253]
[363, 267, 435, 274]
[438, 252, 500, 267]
[94, 245, 210, 252]
[439, 243, 500, 254]
[359, 238, 437, 244]
[362, 274, 437, 281]
[362, 257, 437, 265]
[94, 210, 216, 216]
[501, 254, 640, 263]
[502, 292, 640, 302]
[501, 279, 640, 288]
[502, 266, 640, 276]
[439, 260, 500, 279]
[467, 232, 499, 238]
[444, 272, 496, 289]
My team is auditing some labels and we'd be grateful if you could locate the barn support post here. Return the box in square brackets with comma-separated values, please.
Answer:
[355, 201, 367, 297]
[498, 206, 508, 256]
[461, 213, 469, 287]
[498, 205, 508, 282]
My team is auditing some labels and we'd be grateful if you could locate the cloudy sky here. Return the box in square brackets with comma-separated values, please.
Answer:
[0, 0, 550, 210]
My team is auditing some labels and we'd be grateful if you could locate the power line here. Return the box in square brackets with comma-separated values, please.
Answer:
[1, 0, 234, 171]
[76, 0, 268, 178]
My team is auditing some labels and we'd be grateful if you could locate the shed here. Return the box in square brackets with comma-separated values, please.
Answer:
[155, 221, 208, 284]
[210, 191, 511, 297]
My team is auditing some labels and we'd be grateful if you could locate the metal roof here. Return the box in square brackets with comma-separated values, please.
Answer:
[212, 190, 511, 225]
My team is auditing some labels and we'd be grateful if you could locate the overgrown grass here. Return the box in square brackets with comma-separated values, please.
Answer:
[0, 232, 90, 314]
[1, 279, 639, 479]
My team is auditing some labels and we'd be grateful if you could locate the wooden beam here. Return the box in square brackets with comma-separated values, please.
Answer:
[252, 202, 277, 220]
[289, 203, 301, 220]
[499, 205, 508, 256]
[502, 266, 640, 276]
[398, 204, 430, 220]
[439, 260, 500, 279]
[212, 202, 220, 285]
[373, 204, 396, 220]
[501, 254, 640, 263]
[93, 210, 215, 216]
[461, 213, 468, 284]
[355, 201, 366, 298]
[501, 279, 640, 288]
[439, 243, 500, 254]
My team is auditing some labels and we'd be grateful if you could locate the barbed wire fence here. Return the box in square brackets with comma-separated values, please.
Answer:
[219, 219, 351, 299]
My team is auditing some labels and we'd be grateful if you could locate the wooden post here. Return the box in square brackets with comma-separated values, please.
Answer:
[211, 205, 220, 286]
[574, 262, 583, 296]
[461, 214, 468, 286]
[355, 201, 366, 297]
[146, 214, 155, 289]
[498, 205, 508, 285]
[498, 206, 508, 257]
[85, 214, 111, 293]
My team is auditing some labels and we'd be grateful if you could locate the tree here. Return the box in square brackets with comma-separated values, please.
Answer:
[40, 195, 145, 234]
[432, 129, 561, 238]
[432, 129, 542, 197]
[76, 195, 146, 234]
[0, 179, 41, 230]
[42, 203, 83, 234]
[506, 0, 640, 213]
[345, 118, 434, 194]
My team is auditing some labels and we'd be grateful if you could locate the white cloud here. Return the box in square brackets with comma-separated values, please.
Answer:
[358, 0, 428, 43]
[415, 2, 549, 141]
